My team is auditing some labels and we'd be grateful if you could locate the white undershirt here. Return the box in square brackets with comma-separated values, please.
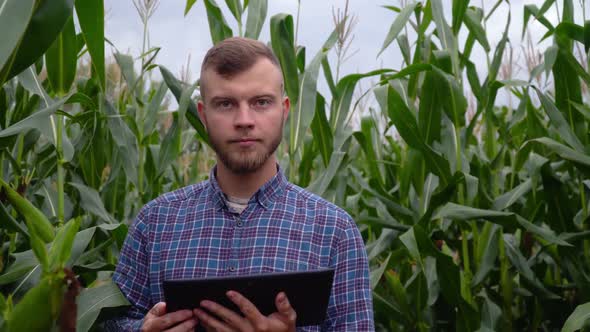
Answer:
[225, 195, 250, 214]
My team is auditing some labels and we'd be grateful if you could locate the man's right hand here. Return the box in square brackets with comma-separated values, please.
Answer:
[141, 302, 198, 332]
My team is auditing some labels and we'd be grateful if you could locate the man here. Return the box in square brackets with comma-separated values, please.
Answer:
[106, 37, 374, 331]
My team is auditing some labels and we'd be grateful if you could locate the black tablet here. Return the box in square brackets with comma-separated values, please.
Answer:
[163, 268, 335, 327]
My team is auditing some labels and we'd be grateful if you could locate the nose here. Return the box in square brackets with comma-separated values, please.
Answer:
[233, 102, 255, 129]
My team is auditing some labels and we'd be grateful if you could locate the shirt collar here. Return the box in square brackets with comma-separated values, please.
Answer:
[208, 165, 287, 211]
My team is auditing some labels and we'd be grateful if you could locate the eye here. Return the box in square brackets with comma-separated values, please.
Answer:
[253, 98, 272, 109]
[215, 100, 233, 110]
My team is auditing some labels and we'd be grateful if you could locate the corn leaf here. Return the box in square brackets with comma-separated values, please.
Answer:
[159, 66, 210, 145]
[386, 85, 452, 185]
[0, 178, 55, 244]
[378, 2, 418, 56]
[431, 0, 460, 76]
[76, 280, 130, 332]
[533, 87, 585, 153]
[562, 0, 574, 22]
[114, 53, 138, 97]
[463, 7, 490, 52]
[7, 276, 62, 331]
[571, 101, 590, 122]
[451, 0, 468, 34]
[503, 235, 561, 299]
[492, 179, 533, 211]
[0, 201, 29, 237]
[307, 151, 345, 197]
[184, 0, 198, 16]
[224, 0, 243, 24]
[418, 172, 465, 226]
[204, 0, 233, 44]
[585, 20, 590, 52]
[143, 82, 168, 136]
[522, 4, 554, 38]
[45, 15, 77, 95]
[75, 0, 105, 89]
[48, 218, 81, 271]
[472, 223, 500, 287]
[0, 249, 39, 286]
[522, 137, 590, 176]
[0, 0, 35, 72]
[244, 0, 267, 40]
[310, 93, 332, 168]
[102, 98, 139, 187]
[0, 0, 75, 85]
[158, 113, 181, 176]
[331, 69, 392, 132]
[479, 293, 502, 331]
[434, 203, 570, 246]
[370, 253, 391, 290]
[561, 302, 590, 332]
[271, 13, 299, 103]
[418, 69, 442, 145]
[69, 182, 115, 223]
[384, 268, 412, 321]
[290, 25, 339, 155]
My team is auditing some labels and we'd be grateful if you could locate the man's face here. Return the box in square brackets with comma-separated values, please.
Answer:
[197, 58, 289, 174]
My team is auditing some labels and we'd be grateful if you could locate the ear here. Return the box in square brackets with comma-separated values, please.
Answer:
[197, 99, 208, 129]
[282, 96, 290, 124]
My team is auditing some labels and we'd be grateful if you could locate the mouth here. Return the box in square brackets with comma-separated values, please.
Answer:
[229, 138, 260, 147]
[229, 138, 259, 143]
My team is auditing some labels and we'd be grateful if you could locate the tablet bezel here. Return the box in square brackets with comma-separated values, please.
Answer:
[163, 268, 335, 327]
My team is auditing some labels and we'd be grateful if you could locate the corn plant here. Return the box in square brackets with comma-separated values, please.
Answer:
[0, 0, 590, 330]
[353, 1, 590, 331]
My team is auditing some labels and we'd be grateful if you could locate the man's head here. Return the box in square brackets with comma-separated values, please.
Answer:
[197, 37, 289, 175]
[199, 37, 282, 100]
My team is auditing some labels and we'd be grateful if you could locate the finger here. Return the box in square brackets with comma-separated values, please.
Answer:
[226, 291, 266, 324]
[274, 292, 296, 322]
[150, 310, 194, 331]
[147, 302, 167, 318]
[194, 308, 234, 332]
[200, 300, 248, 328]
[163, 317, 198, 332]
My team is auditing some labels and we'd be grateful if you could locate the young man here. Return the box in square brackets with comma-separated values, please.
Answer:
[106, 37, 374, 332]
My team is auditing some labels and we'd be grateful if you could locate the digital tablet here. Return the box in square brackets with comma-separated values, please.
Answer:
[163, 268, 335, 326]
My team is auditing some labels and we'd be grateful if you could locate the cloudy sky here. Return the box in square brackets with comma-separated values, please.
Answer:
[102, 0, 584, 96]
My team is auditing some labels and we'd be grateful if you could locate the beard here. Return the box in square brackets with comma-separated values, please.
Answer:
[208, 126, 283, 175]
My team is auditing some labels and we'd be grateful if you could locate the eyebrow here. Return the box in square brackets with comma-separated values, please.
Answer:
[208, 94, 277, 103]
[208, 96, 235, 104]
[250, 94, 276, 100]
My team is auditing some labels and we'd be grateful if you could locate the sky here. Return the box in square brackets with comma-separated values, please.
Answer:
[101, 0, 586, 104]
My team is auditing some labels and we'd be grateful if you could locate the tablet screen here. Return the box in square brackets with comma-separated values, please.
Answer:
[163, 268, 335, 326]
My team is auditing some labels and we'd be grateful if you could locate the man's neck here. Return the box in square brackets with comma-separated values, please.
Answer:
[215, 157, 278, 198]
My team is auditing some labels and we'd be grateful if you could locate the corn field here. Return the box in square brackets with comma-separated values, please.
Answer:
[0, 0, 589, 331]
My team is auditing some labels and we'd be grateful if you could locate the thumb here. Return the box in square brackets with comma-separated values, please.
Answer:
[148, 302, 167, 317]
[275, 292, 295, 317]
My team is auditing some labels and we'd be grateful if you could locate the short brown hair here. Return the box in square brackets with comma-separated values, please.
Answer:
[200, 37, 281, 98]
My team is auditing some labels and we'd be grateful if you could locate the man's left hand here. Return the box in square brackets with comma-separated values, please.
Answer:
[193, 291, 296, 332]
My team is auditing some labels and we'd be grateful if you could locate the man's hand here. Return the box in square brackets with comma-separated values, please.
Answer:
[193, 291, 296, 332]
[141, 302, 199, 332]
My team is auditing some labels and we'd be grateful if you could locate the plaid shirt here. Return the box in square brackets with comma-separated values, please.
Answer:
[105, 168, 374, 331]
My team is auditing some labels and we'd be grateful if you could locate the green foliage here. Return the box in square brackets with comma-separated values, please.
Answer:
[0, 0, 75, 85]
[75, 0, 106, 90]
[0, 0, 589, 331]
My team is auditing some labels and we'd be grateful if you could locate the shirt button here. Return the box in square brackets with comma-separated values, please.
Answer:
[237, 221, 243, 227]
[228, 266, 236, 272]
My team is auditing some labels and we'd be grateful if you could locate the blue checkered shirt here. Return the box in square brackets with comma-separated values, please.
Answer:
[105, 167, 374, 331]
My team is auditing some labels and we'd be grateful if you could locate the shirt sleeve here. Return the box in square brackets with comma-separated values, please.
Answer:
[323, 217, 374, 331]
[103, 206, 152, 331]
